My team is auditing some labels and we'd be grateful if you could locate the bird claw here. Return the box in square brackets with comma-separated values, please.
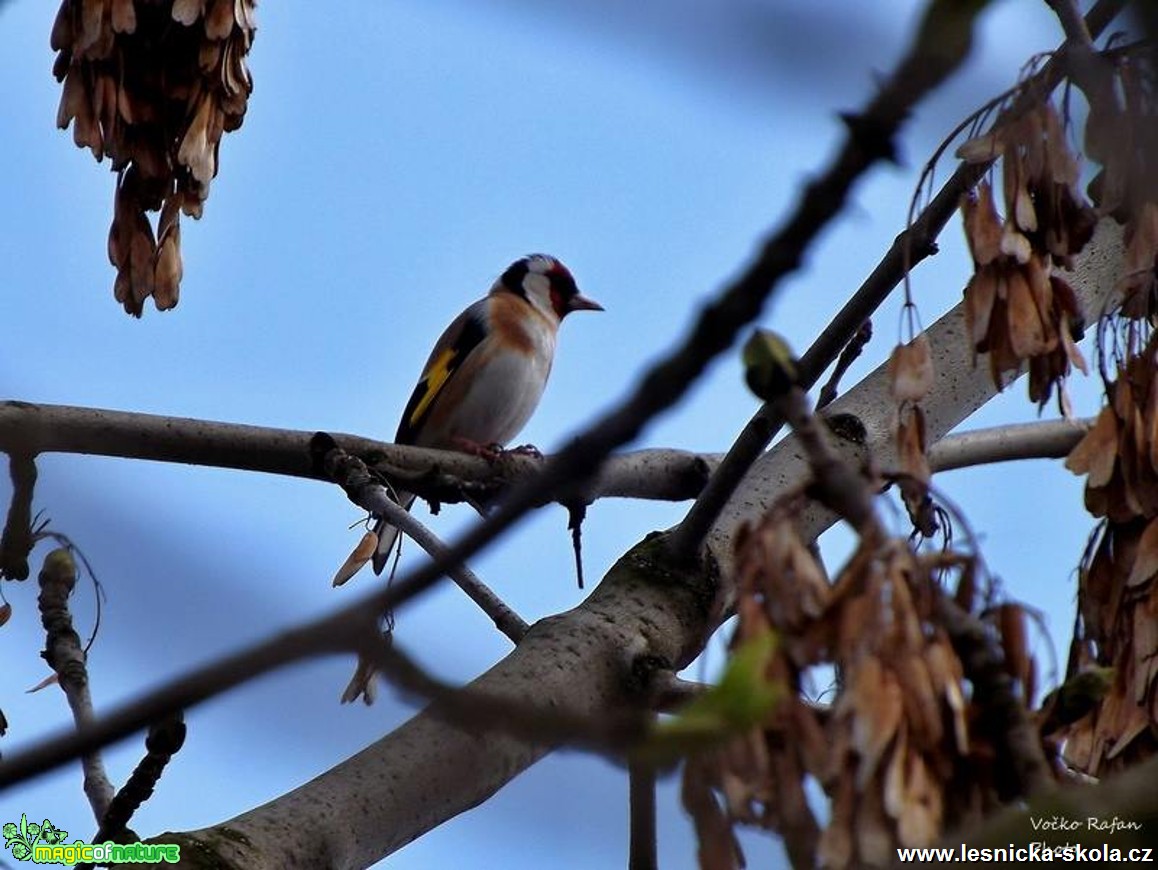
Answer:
[450, 438, 543, 462]
[451, 437, 505, 461]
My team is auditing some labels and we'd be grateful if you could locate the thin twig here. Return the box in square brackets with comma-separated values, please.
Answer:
[76, 714, 187, 870]
[816, 319, 872, 411]
[668, 0, 1128, 563]
[1047, 0, 1095, 47]
[1047, 0, 1120, 118]
[647, 672, 709, 712]
[0, 453, 36, 581]
[36, 548, 114, 821]
[315, 435, 528, 643]
[628, 757, 658, 870]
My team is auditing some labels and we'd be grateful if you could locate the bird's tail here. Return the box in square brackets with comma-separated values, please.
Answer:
[371, 490, 417, 575]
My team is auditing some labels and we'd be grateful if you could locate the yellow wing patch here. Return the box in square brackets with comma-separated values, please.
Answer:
[409, 346, 458, 427]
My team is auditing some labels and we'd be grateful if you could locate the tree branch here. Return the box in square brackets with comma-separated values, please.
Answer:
[161, 537, 713, 869]
[705, 219, 1124, 586]
[36, 548, 114, 822]
[929, 418, 1090, 473]
[315, 435, 528, 643]
[628, 757, 658, 870]
[0, 401, 714, 507]
[1, 452, 36, 580]
[668, 0, 1127, 563]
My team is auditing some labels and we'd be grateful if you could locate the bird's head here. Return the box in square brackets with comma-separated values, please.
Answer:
[498, 254, 603, 322]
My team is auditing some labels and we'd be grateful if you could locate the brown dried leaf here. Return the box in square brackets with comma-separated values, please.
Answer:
[1021, 107, 1046, 185]
[854, 782, 894, 868]
[818, 778, 854, 870]
[56, 68, 85, 131]
[996, 603, 1032, 700]
[895, 655, 942, 749]
[1101, 689, 1150, 763]
[1118, 202, 1158, 303]
[897, 405, 930, 484]
[925, 640, 968, 754]
[51, 2, 74, 52]
[883, 727, 907, 822]
[1014, 178, 1038, 233]
[1024, 257, 1058, 350]
[887, 334, 934, 403]
[154, 234, 183, 311]
[172, 0, 207, 26]
[77, 0, 108, 55]
[682, 757, 745, 870]
[964, 268, 998, 351]
[1059, 313, 1088, 377]
[999, 222, 1032, 264]
[1132, 602, 1158, 704]
[849, 658, 903, 788]
[1042, 102, 1078, 189]
[26, 673, 61, 694]
[0, 602, 11, 628]
[178, 97, 216, 184]
[895, 751, 941, 847]
[128, 216, 157, 307]
[961, 181, 1005, 266]
[1126, 517, 1158, 588]
[333, 531, 378, 587]
[1066, 407, 1118, 487]
[111, 0, 136, 34]
[956, 131, 1005, 164]
[207, 0, 237, 40]
[1005, 267, 1047, 357]
[986, 294, 1020, 388]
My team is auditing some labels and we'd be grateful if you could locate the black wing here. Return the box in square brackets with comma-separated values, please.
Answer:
[394, 302, 488, 445]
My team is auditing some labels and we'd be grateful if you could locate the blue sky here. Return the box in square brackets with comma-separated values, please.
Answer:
[0, 2, 1103, 867]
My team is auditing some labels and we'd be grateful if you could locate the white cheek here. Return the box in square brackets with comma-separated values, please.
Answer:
[522, 273, 556, 317]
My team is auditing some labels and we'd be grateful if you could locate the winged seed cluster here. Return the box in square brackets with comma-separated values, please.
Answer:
[1057, 48, 1158, 782]
[957, 102, 1096, 411]
[1064, 328, 1158, 776]
[52, 0, 257, 315]
[681, 514, 1004, 869]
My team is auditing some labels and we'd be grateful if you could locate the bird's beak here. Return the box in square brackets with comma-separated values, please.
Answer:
[569, 294, 604, 312]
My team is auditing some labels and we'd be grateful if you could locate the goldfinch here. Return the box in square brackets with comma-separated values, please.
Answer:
[372, 254, 602, 574]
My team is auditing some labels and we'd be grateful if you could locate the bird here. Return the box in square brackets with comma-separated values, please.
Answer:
[370, 254, 602, 574]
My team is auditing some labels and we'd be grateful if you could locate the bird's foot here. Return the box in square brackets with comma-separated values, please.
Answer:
[451, 437, 505, 461]
[506, 443, 543, 459]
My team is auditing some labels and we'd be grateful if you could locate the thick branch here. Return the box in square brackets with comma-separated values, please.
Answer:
[0, 402, 714, 507]
[929, 418, 1090, 472]
[165, 538, 714, 869]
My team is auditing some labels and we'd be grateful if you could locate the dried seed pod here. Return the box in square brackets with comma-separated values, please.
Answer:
[52, 0, 257, 315]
